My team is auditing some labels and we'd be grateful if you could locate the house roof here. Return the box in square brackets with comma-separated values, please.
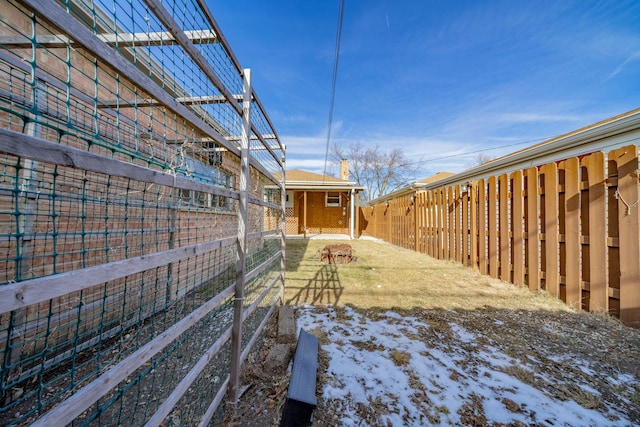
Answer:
[368, 107, 640, 206]
[275, 169, 364, 191]
[367, 172, 456, 204]
[282, 169, 346, 183]
[417, 172, 455, 184]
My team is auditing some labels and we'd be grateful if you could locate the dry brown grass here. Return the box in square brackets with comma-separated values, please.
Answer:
[229, 238, 640, 425]
[284, 238, 570, 312]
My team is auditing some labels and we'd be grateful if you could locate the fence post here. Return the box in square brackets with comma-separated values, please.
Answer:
[229, 68, 252, 402]
[462, 185, 469, 266]
[560, 158, 580, 309]
[581, 152, 607, 312]
[541, 163, 559, 298]
[499, 174, 509, 281]
[488, 176, 498, 278]
[511, 171, 524, 286]
[478, 179, 487, 274]
[448, 186, 455, 260]
[525, 167, 540, 291]
[414, 192, 420, 252]
[609, 146, 640, 324]
[455, 185, 462, 263]
[470, 181, 478, 269]
[439, 188, 446, 259]
[280, 156, 287, 303]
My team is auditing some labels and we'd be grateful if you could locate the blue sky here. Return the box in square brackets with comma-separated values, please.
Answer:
[211, 0, 640, 180]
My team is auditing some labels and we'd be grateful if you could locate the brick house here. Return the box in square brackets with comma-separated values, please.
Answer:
[278, 159, 363, 238]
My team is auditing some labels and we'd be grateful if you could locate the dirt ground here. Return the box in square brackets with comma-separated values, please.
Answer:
[224, 239, 640, 426]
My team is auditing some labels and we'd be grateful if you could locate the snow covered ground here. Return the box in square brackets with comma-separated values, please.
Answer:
[297, 305, 638, 426]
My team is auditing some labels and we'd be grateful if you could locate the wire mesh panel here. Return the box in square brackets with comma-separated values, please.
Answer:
[0, 0, 285, 425]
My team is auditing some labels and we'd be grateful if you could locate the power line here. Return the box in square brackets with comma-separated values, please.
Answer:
[407, 137, 550, 166]
[322, 0, 345, 181]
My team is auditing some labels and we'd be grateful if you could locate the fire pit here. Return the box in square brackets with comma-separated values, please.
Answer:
[320, 244, 354, 264]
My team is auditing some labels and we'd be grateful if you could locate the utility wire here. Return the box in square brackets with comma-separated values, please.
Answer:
[322, 0, 345, 181]
[407, 137, 550, 166]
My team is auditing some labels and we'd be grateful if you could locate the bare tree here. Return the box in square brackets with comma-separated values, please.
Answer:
[331, 141, 418, 202]
[471, 153, 495, 166]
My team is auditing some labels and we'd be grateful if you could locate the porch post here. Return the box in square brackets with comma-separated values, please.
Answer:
[349, 188, 355, 239]
[303, 191, 308, 238]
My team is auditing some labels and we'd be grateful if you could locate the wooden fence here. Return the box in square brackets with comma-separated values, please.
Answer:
[360, 145, 640, 324]
[0, 0, 285, 425]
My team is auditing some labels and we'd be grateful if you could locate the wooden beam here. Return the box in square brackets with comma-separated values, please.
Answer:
[244, 252, 281, 283]
[20, 0, 240, 158]
[0, 50, 168, 144]
[30, 285, 235, 427]
[0, 30, 217, 49]
[98, 94, 243, 108]
[142, 0, 241, 118]
[0, 128, 239, 200]
[101, 29, 217, 46]
[0, 236, 236, 313]
[199, 376, 230, 427]
[228, 134, 277, 141]
[229, 68, 252, 402]
[145, 326, 233, 426]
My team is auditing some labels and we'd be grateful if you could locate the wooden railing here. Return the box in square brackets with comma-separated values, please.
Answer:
[360, 145, 640, 324]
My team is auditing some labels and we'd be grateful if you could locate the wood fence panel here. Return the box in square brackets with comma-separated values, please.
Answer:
[488, 176, 498, 278]
[415, 192, 424, 253]
[525, 167, 540, 291]
[609, 146, 640, 325]
[478, 179, 487, 275]
[559, 157, 580, 309]
[455, 185, 462, 263]
[581, 152, 607, 312]
[511, 171, 524, 286]
[416, 193, 424, 253]
[431, 191, 436, 258]
[499, 174, 510, 282]
[401, 199, 405, 247]
[607, 156, 621, 317]
[356, 146, 638, 324]
[429, 190, 436, 257]
[462, 186, 469, 266]
[433, 190, 439, 258]
[448, 186, 455, 260]
[470, 182, 478, 270]
[427, 191, 435, 257]
[395, 199, 401, 247]
[409, 196, 416, 251]
[438, 188, 446, 260]
[541, 163, 559, 296]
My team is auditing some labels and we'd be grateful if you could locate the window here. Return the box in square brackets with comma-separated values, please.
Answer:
[263, 188, 281, 205]
[178, 169, 234, 212]
[175, 145, 235, 212]
[285, 191, 293, 208]
[326, 192, 341, 207]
